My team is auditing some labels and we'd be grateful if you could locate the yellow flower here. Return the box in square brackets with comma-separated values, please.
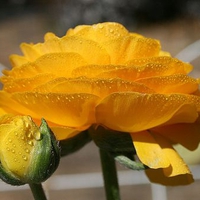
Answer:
[0, 22, 200, 185]
[0, 114, 60, 185]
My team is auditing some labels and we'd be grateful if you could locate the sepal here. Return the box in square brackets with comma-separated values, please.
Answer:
[89, 126, 135, 153]
[89, 126, 147, 170]
[26, 119, 60, 183]
[60, 130, 91, 156]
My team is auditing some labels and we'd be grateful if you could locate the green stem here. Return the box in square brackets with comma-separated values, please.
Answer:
[29, 183, 47, 200]
[100, 149, 121, 200]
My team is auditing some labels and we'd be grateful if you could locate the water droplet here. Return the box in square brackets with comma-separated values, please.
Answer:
[21, 136, 25, 140]
[6, 147, 10, 151]
[34, 131, 41, 140]
[8, 139, 12, 143]
[12, 149, 15, 153]
[22, 155, 27, 161]
[98, 24, 104, 29]
[28, 141, 34, 146]
[15, 132, 18, 136]
[25, 149, 30, 153]
[27, 133, 32, 138]
[25, 121, 30, 128]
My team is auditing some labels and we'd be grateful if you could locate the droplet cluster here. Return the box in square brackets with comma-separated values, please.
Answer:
[2, 116, 41, 177]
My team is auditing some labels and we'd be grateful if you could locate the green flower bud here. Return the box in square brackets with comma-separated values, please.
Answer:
[0, 115, 60, 185]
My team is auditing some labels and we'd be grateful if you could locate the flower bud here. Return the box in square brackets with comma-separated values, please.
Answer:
[0, 115, 60, 185]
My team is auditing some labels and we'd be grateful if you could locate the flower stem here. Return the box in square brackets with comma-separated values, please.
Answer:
[100, 149, 121, 200]
[29, 183, 47, 200]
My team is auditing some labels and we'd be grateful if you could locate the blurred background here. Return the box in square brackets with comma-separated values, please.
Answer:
[1, 0, 200, 199]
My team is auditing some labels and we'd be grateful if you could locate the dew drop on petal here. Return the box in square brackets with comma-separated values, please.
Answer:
[22, 155, 27, 161]
[28, 141, 34, 146]
[33, 131, 41, 140]
[25, 149, 30, 154]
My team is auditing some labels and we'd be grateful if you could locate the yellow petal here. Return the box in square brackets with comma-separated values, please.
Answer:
[130, 131, 170, 168]
[159, 50, 171, 56]
[60, 36, 110, 64]
[34, 77, 154, 97]
[102, 36, 161, 64]
[44, 32, 59, 41]
[20, 43, 41, 61]
[6, 52, 87, 79]
[96, 93, 198, 132]
[12, 92, 99, 127]
[126, 56, 193, 74]
[0, 91, 39, 118]
[152, 121, 200, 150]
[2, 73, 56, 92]
[136, 74, 199, 94]
[0, 108, 7, 116]
[145, 168, 193, 186]
[145, 133, 193, 185]
[31, 35, 110, 64]
[153, 133, 192, 177]
[92, 64, 189, 82]
[34, 38, 62, 54]
[51, 126, 86, 140]
[67, 25, 91, 36]
[66, 22, 129, 43]
[186, 94, 200, 111]
[72, 61, 192, 81]
[9, 55, 29, 68]
[72, 65, 125, 78]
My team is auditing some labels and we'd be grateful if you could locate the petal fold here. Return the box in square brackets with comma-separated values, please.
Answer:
[102, 36, 161, 64]
[145, 168, 193, 186]
[12, 92, 99, 127]
[152, 121, 200, 151]
[144, 133, 193, 185]
[5, 53, 87, 79]
[34, 77, 154, 97]
[96, 93, 198, 132]
[136, 74, 199, 94]
[131, 131, 193, 185]
[66, 22, 129, 43]
[130, 131, 170, 168]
